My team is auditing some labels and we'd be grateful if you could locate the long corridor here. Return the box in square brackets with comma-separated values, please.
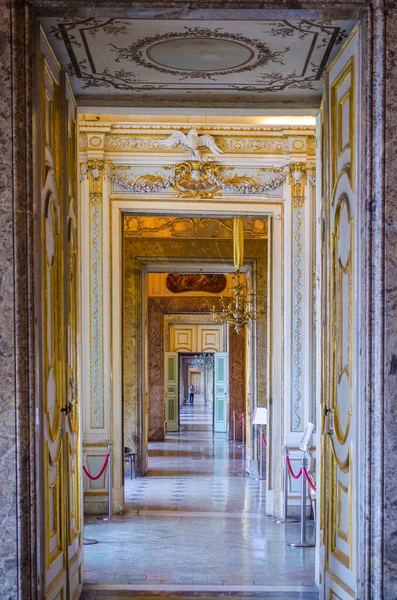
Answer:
[83, 406, 317, 599]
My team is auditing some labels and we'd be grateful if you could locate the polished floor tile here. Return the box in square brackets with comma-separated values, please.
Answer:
[84, 405, 317, 597]
[82, 594, 319, 600]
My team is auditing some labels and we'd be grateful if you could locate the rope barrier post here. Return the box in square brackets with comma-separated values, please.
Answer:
[275, 447, 298, 524]
[259, 425, 263, 478]
[287, 454, 315, 548]
[233, 410, 236, 442]
[107, 443, 112, 520]
[82, 447, 99, 545]
[242, 412, 245, 447]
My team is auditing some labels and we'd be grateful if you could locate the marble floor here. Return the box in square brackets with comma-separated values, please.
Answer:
[180, 402, 213, 432]
[83, 405, 317, 599]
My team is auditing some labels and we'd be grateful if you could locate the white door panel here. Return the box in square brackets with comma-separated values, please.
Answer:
[320, 25, 360, 599]
[165, 352, 179, 432]
[214, 352, 228, 433]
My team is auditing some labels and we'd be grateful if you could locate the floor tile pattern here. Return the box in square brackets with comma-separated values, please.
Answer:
[83, 407, 317, 598]
[180, 403, 213, 431]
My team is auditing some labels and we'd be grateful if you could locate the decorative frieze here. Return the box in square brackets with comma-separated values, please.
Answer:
[79, 123, 316, 158]
[80, 159, 289, 198]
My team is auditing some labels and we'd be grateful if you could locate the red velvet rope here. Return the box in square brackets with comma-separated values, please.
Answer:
[261, 432, 267, 448]
[303, 467, 317, 493]
[286, 456, 317, 492]
[234, 413, 246, 424]
[286, 455, 303, 479]
[83, 454, 109, 481]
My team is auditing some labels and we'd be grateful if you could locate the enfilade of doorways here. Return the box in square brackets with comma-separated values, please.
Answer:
[76, 102, 321, 597]
[82, 258, 316, 595]
[5, 13, 372, 600]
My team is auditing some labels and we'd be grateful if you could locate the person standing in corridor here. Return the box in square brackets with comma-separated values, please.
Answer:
[189, 384, 195, 404]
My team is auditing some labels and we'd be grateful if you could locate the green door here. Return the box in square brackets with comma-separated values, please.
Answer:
[214, 352, 228, 433]
[165, 352, 178, 432]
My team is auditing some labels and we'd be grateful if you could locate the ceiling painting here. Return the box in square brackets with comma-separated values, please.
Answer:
[41, 18, 356, 107]
[166, 274, 227, 294]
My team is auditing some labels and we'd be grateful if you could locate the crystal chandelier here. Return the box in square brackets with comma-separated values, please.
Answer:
[190, 353, 214, 370]
[212, 217, 264, 334]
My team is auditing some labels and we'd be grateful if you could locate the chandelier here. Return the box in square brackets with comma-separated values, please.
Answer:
[190, 353, 214, 370]
[212, 217, 264, 334]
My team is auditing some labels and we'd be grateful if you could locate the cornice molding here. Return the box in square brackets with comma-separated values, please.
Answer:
[79, 121, 316, 134]
[79, 125, 316, 159]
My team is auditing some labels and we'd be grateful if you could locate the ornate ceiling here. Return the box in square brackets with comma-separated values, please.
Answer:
[41, 18, 355, 108]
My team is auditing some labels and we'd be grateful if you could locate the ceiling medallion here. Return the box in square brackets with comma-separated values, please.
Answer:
[111, 26, 285, 80]
[146, 38, 254, 73]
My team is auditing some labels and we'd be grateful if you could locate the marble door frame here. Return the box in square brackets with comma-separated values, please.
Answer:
[2, 1, 392, 598]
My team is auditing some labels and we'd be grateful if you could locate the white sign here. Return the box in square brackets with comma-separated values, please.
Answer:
[253, 407, 268, 425]
[300, 422, 315, 452]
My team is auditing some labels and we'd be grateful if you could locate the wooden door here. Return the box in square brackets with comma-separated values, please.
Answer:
[39, 31, 82, 599]
[320, 26, 360, 599]
[165, 352, 179, 432]
[214, 353, 228, 433]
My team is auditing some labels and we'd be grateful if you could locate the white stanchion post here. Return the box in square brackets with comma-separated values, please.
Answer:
[82, 446, 99, 544]
[275, 447, 298, 524]
[107, 443, 112, 520]
[259, 425, 264, 479]
[242, 412, 245, 447]
[233, 410, 236, 442]
[287, 454, 315, 548]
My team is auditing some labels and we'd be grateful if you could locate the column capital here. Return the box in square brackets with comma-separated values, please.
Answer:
[288, 163, 307, 208]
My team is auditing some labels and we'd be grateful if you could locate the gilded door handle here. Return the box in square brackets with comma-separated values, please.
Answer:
[61, 401, 73, 416]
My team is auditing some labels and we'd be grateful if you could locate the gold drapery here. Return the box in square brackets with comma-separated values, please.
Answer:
[233, 217, 244, 271]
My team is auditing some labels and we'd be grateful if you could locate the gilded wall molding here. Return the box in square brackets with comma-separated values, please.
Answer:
[86, 160, 105, 429]
[289, 163, 307, 432]
[81, 159, 290, 198]
[123, 216, 268, 239]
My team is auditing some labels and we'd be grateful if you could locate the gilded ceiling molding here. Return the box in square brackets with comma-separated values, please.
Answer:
[81, 122, 315, 131]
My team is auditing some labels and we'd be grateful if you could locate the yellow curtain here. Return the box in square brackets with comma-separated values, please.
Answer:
[233, 217, 244, 271]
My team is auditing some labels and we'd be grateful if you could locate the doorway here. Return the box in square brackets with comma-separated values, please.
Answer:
[179, 352, 214, 432]
[25, 14, 370, 599]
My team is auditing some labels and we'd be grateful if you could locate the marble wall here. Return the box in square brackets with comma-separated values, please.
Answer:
[0, 2, 35, 598]
[3, 3, 397, 598]
[147, 296, 246, 441]
[229, 325, 246, 442]
[373, 7, 397, 598]
[0, 4, 19, 596]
